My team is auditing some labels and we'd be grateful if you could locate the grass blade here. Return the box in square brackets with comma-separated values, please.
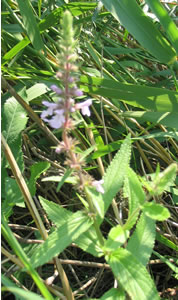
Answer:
[80, 75, 178, 112]
[101, 0, 176, 65]
[16, 0, 44, 51]
[145, 0, 178, 53]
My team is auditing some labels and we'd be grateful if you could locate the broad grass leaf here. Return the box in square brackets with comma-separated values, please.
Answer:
[143, 202, 170, 221]
[133, 131, 178, 142]
[30, 210, 93, 268]
[122, 111, 178, 130]
[102, 134, 131, 216]
[124, 168, 145, 230]
[38, 3, 97, 32]
[145, 0, 178, 53]
[2, 37, 30, 65]
[2, 3, 98, 64]
[106, 248, 160, 300]
[25, 83, 50, 101]
[79, 76, 178, 113]
[127, 214, 156, 266]
[156, 232, 178, 251]
[16, 0, 44, 52]
[2, 286, 46, 300]
[100, 0, 176, 65]
[40, 197, 103, 257]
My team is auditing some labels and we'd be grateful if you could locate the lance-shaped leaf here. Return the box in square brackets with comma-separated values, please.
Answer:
[127, 214, 156, 266]
[39, 197, 103, 257]
[106, 248, 160, 300]
[142, 202, 170, 221]
[104, 225, 129, 252]
[124, 168, 145, 230]
[102, 134, 131, 217]
[30, 210, 93, 268]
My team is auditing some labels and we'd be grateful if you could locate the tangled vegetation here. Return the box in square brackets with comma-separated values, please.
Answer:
[2, 1, 178, 299]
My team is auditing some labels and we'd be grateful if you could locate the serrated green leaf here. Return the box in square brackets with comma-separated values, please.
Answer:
[30, 210, 93, 268]
[40, 197, 103, 257]
[28, 162, 51, 197]
[127, 214, 156, 266]
[85, 186, 104, 219]
[106, 248, 160, 300]
[2, 97, 28, 144]
[143, 202, 170, 221]
[100, 287, 125, 300]
[104, 225, 129, 251]
[124, 168, 145, 230]
[102, 134, 131, 217]
[101, 0, 176, 65]
[2, 96, 28, 171]
[39, 197, 71, 226]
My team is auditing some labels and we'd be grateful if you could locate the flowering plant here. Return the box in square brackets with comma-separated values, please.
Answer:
[41, 11, 104, 202]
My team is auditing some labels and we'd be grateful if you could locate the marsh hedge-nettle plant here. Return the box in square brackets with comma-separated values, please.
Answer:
[39, 10, 177, 300]
[41, 11, 104, 197]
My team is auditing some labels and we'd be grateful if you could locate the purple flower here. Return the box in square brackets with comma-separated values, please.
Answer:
[92, 179, 104, 194]
[51, 85, 63, 95]
[41, 101, 65, 129]
[74, 89, 83, 97]
[41, 101, 59, 120]
[75, 99, 92, 116]
[48, 111, 65, 129]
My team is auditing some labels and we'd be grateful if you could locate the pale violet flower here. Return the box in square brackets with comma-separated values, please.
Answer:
[92, 179, 104, 194]
[41, 101, 59, 120]
[51, 85, 63, 95]
[41, 101, 65, 129]
[75, 99, 92, 116]
[74, 89, 83, 97]
[48, 111, 65, 129]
